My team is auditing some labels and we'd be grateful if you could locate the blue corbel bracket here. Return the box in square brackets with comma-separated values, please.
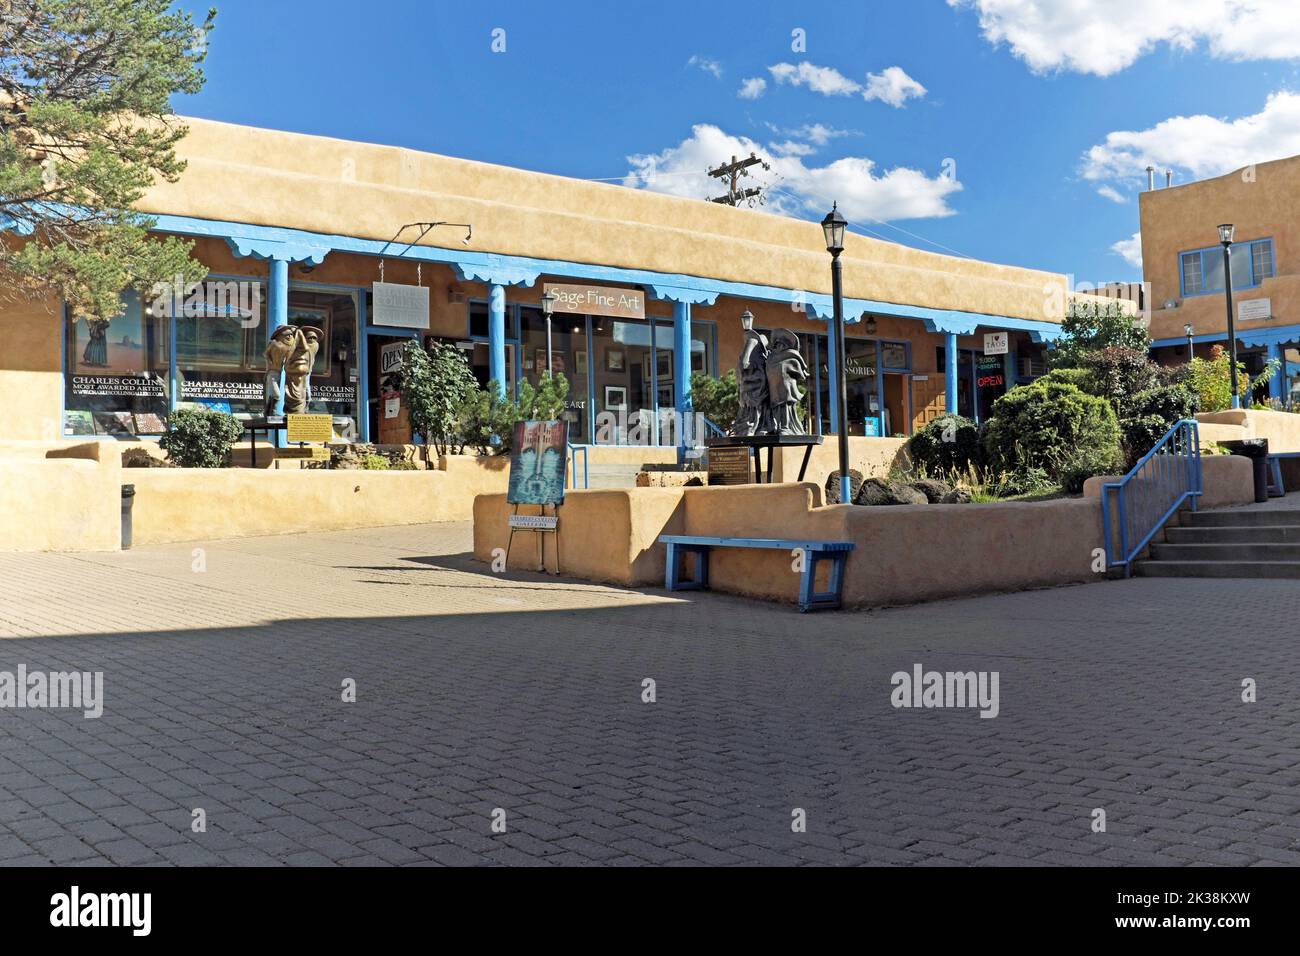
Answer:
[1238, 327, 1300, 349]
[645, 284, 720, 306]
[452, 256, 540, 287]
[226, 236, 331, 265]
[922, 316, 979, 336]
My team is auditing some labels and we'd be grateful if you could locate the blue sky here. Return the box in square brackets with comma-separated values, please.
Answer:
[181, 1, 1300, 286]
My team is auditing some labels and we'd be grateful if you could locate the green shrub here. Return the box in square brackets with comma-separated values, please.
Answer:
[1120, 384, 1199, 460]
[1050, 299, 1151, 368]
[158, 407, 244, 468]
[1186, 344, 1280, 412]
[456, 375, 571, 455]
[400, 340, 478, 455]
[983, 379, 1123, 490]
[906, 414, 983, 475]
[689, 370, 740, 430]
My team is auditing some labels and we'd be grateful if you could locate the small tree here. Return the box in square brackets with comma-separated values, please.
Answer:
[1050, 299, 1150, 369]
[158, 407, 243, 467]
[399, 339, 477, 455]
[1186, 344, 1280, 413]
[456, 380, 521, 456]
[689, 370, 740, 429]
[906, 414, 983, 476]
[1, 0, 216, 320]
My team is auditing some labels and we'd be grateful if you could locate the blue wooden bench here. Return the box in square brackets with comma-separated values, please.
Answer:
[1267, 452, 1300, 496]
[658, 535, 855, 612]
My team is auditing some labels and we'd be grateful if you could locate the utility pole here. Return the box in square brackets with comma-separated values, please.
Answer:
[707, 153, 770, 206]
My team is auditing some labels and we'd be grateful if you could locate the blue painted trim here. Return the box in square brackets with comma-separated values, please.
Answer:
[488, 283, 506, 398]
[1152, 323, 1300, 349]
[147, 213, 1062, 336]
[944, 333, 959, 414]
[268, 259, 289, 437]
[357, 291, 370, 443]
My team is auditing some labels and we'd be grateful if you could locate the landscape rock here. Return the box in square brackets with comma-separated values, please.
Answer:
[909, 478, 953, 503]
[940, 487, 973, 504]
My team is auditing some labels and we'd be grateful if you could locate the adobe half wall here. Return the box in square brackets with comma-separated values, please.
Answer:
[474, 483, 1108, 609]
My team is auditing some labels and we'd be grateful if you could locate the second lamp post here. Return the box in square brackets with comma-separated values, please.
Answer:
[821, 203, 851, 505]
[1219, 223, 1240, 408]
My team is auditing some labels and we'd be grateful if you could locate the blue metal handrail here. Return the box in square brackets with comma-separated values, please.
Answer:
[1101, 419, 1202, 576]
[567, 444, 590, 489]
[701, 416, 727, 438]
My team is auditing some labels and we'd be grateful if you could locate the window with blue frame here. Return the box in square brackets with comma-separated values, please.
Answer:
[1179, 239, 1275, 296]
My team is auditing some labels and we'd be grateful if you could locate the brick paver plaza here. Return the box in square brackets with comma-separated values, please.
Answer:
[1, 521, 1297, 866]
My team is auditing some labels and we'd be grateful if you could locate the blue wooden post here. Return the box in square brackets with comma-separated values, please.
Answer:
[1269, 342, 1286, 406]
[673, 300, 691, 457]
[268, 258, 289, 446]
[945, 332, 959, 415]
[488, 283, 506, 397]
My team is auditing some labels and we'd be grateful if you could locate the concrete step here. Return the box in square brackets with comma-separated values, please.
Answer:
[1135, 559, 1300, 579]
[1150, 542, 1300, 561]
[1165, 525, 1300, 543]
[1181, 509, 1300, 527]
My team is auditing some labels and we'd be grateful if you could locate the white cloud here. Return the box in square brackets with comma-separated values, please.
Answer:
[737, 76, 767, 99]
[767, 61, 926, 107]
[791, 123, 855, 146]
[1082, 91, 1300, 185]
[624, 124, 962, 222]
[768, 140, 817, 157]
[688, 55, 722, 79]
[863, 66, 927, 107]
[769, 61, 861, 96]
[949, 0, 1300, 76]
[1111, 232, 1143, 269]
[1096, 184, 1128, 204]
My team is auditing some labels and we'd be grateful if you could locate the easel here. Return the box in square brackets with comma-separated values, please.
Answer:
[505, 503, 561, 574]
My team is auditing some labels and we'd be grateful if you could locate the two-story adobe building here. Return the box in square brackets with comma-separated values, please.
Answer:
[1141, 154, 1300, 406]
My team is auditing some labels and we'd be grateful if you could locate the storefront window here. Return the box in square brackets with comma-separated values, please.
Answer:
[64, 291, 169, 436]
[175, 279, 266, 420]
[591, 318, 653, 443]
[283, 287, 359, 439]
[1284, 347, 1300, 409]
[521, 306, 589, 443]
[843, 339, 879, 436]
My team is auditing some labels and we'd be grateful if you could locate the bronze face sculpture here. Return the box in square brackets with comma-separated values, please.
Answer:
[263, 325, 321, 416]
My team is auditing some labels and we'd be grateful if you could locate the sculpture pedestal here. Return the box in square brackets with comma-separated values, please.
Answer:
[704, 435, 824, 485]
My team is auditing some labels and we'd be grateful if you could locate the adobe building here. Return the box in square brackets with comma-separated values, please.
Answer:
[1, 116, 1076, 452]
[1141, 155, 1300, 405]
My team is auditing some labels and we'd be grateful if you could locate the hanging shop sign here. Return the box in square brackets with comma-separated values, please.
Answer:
[983, 332, 1009, 355]
[544, 283, 645, 320]
[372, 281, 430, 329]
[1238, 298, 1272, 322]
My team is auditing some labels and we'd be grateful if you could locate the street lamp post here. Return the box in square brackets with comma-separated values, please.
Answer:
[821, 203, 851, 505]
[1184, 323, 1195, 361]
[540, 289, 558, 379]
[1219, 223, 1240, 408]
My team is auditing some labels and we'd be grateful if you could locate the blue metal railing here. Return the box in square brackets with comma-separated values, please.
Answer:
[567, 445, 589, 489]
[700, 416, 727, 438]
[1101, 419, 1202, 576]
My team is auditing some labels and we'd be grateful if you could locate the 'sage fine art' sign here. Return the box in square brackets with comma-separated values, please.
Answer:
[543, 283, 645, 320]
